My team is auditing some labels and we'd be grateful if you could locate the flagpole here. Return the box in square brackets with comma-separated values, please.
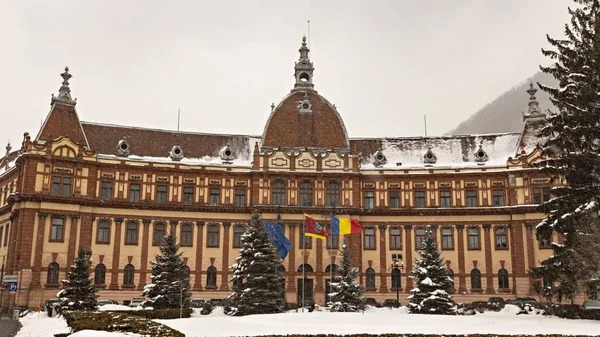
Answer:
[302, 233, 306, 313]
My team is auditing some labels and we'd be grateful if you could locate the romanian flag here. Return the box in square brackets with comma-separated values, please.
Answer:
[304, 214, 328, 239]
[330, 216, 362, 235]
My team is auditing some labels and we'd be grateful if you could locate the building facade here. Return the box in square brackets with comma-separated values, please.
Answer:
[0, 37, 556, 309]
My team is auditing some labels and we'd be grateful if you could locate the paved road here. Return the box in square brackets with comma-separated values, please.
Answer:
[0, 319, 20, 337]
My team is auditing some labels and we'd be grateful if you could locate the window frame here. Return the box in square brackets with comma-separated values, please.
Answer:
[50, 217, 64, 242]
[299, 181, 313, 207]
[233, 224, 244, 248]
[183, 186, 194, 205]
[123, 264, 135, 286]
[415, 228, 426, 250]
[533, 186, 552, 204]
[152, 222, 166, 246]
[94, 263, 106, 285]
[441, 227, 454, 250]
[466, 190, 478, 207]
[327, 233, 339, 250]
[467, 227, 480, 250]
[389, 191, 400, 209]
[439, 190, 451, 208]
[493, 189, 505, 207]
[365, 268, 376, 289]
[363, 227, 376, 250]
[100, 181, 113, 201]
[272, 180, 286, 206]
[97, 220, 110, 244]
[51, 175, 71, 197]
[180, 223, 193, 247]
[495, 227, 508, 250]
[209, 188, 220, 206]
[538, 230, 552, 249]
[206, 266, 217, 287]
[156, 185, 167, 204]
[207, 224, 220, 248]
[326, 181, 340, 207]
[235, 189, 246, 207]
[390, 227, 402, 250]
[470, 268, 482, 289]
[125, 221, 138, 245]
[129, 183, 140, 202]
[364, 191, 374, 209]
[414, 191, 425, 208]
[498, 268, 509, 289]
[47, 262, 59, 285]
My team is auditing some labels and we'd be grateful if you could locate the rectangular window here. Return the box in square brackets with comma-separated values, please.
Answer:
[156, 185, 167, 204]
[390, 227, 402, 250]
[415, 228, 426, 250]
[468, 227, 480, 249]
[209, 188, 220, 206]
[183, 187, 194, 205]
[327, 234, 339, 250]
[97, 220, 110, 244]
[129, 184, 140, 202]
[153, 223, 166, 245]
[533, 187, 552, 204]
[466, 190, 477, 207]
[207, 224, 219, 247]
[181, 223, 193, 246]
[52, 176, 71, 196]
[493, 190, 505, 207]
[442, 228, 453, 249]
[495, 227, 507, 249]
[440, 191, 451, 208]
[126, 222, 138, 245]
[414, 191, 425, 208]
[233, 224, 244, 248]
[235, 189, 246, 207]
[364, 228, 375, 250]
[101, 181, 113, 201]
[364, 191, 374, 209]
[50, 217, 64, 242]
[389, 191, 400, 209]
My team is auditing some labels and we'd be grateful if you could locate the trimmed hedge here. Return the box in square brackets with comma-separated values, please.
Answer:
[111, 308, 193, 319]
[62, 310, 184, 337]
[539, 303, 600, 320]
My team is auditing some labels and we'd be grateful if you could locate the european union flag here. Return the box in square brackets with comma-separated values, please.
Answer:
[264, 221, 293, 260]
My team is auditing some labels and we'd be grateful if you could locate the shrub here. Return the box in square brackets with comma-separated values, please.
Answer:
[62, 310, 184, 337]
[200, 302, 213, 315]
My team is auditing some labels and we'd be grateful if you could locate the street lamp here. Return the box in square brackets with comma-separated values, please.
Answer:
[390, 254, 404, 305]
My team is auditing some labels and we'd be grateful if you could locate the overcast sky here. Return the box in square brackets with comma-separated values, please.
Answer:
[0, 0, 571, 152]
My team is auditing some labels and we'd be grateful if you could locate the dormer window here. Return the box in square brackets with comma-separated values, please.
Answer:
[170, 145, 184, 161]
[116, 140, 130, 156]
[474, 145, 489, 163]
[373, 150, 387, 167]
[423, 148, 437, 164]
[221, 145, 235, 164]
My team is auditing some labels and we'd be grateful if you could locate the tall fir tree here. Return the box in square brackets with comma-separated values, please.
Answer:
[327, 242, 363, 312]
[534, 0, 600, 302]
[57, 248, 98, 311]
[141, 232, 191, 309]
[408, 228, 456, 315]
[227, 213, 286, 316]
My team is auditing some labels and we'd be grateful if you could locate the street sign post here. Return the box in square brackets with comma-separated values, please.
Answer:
[9, 282, 17, 294]
[2, 275, 17, 283]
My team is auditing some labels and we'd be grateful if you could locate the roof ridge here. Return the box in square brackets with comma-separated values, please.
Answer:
[80, 121, 261, 138]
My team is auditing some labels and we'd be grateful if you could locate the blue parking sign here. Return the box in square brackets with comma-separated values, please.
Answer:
[9, 282, 17, 294]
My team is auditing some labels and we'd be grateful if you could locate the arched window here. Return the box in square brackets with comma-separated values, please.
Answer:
[124, 264, 135, 285]
[391, 268, 401, 289]
[297, 264, 313, 273]
[470, 269, 481, 289]
[47, 262, 59, 285]
[299, 181, 313, 206]
[272, 180, 286, 206]
[207, 266, 217, 287]
[366, 268, 376, 289]
[325, 264, 340, 274]
[498, 268, 509, 289]
[183, 265, 190, 280]
[326, 181, 340, 207]
[94, 263, 106, 285]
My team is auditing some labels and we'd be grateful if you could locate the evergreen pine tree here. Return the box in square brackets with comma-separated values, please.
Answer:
[142, 232, 191, 309]
[327, 242, 363, 312]
[57, 248, 98, 311]
[227, 213, 286, 316]
[534, 0, 600, 302]
[408, 228, 456, 315]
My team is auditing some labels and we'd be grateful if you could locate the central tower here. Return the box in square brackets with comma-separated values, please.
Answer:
[292, 36, 315, 92]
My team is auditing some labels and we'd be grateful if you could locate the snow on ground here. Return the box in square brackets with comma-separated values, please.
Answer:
[15, 305, 600, 337]
[159, 305, 600, 337]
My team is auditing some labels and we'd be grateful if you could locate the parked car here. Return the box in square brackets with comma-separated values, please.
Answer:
[383, 299, 400, 308]
[583, 300, 600, 310]
[129, 298, 145, 307]
[190, 298, 205, 308]
[209, 298, 224, 306]
[122, 300, 131, 306]
[98, 300, 118, 306]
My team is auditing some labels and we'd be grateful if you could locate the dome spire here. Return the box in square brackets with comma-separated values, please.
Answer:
[51, 66, 77, 106]
[5, 141, 11, 157]
[523, 80, 544, 120]
[292, 36, 316, 92]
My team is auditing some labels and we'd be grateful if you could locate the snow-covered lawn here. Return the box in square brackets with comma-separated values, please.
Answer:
[16, 305, 600, 337]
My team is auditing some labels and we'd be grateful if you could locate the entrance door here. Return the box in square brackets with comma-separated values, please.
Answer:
[297, 278, 313, 304]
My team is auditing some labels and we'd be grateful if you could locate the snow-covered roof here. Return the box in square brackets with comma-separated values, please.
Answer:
[351, 133, 521, 170]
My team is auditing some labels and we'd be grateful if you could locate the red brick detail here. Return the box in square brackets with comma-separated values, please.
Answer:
[525, 224, 536, 293]
[79, 215, 93, 249]
[315, 237, 323, 293]
[378, 225, 388, 292]
[31, 214, 48, 288]
[137, 221, 151, 291]
[404, 225, 413, 289]
[38, 104, 88, 146]
[456, 225, 467, 292]
[109, 220, 123, 290]
[220, 223, 230, 291]
[65, 216, 79, 272]
[193, 223, 204, 291]
[263, 91, 348, 149]
[483, 225, 494, 294]
[287, 224, 297, 291]
[346, 232, 362, 285]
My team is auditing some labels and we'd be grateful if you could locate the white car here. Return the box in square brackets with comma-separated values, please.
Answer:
[582, 300, 600, 310]
[129, 299, 144, 307]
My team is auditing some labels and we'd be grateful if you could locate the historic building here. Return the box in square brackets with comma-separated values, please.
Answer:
[0, 36, 556, 309]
